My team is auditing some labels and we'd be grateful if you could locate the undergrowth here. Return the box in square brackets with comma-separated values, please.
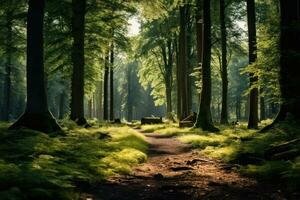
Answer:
[0, 123, 147, 200]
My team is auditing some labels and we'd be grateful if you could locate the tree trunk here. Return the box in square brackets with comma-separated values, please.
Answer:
[220, 0, 229, 124]
[262, 1, 300, 131]
[110, 42, 114, 121]
[247, 0, 259, 129]
[70, 0, 87, 125]
[98, 79, 103, 120]
[260, 87, 266, 121]
[162, 40, 174, 119]
[195, 0, 219, 132]
[175, 38, 182, 120]
[195, 0, 203, 106]
[88, 98, 92, 119]
[178, 4, 189, 120]
[103, 52, 109, 121]
[10, 0, 61, 133]
[3, 9, 13, 121]
[127, 65, 133, 122]
[186, 5, 193, 114]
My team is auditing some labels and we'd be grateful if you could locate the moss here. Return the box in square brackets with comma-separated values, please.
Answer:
[0, 123, 148, 199]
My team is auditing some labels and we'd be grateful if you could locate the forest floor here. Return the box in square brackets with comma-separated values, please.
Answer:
[80, 128, 291, 200]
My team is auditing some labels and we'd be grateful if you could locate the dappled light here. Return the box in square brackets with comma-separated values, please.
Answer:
[0, 0, 299, 199]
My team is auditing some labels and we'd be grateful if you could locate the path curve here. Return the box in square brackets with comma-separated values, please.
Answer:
[81, 129, 288, 200]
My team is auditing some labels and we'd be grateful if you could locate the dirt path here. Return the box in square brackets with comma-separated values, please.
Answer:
[81, 129, 290, 200]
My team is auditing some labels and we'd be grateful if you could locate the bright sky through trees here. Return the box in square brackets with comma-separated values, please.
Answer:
[128, 16, 141, 36]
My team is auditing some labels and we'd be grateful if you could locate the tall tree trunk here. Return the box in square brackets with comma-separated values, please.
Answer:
[109, 42, 114, 121]
[186, 5, 193, 114]
[70, 0, 87, 125]
[103, 52, 109, 121]
[262, 0, 300, 131]
[98, 79, 103, 120]
[178, 3, 189, 120]
[3, 9, 13, 121]
[247, 0, 259, 129]
[10, 0, 60, 133]
[195, 0, 203, 105]
[88, 98, 92, 119]
[195, 0, 219, 132]
[175, 38, 182, 120]
[127, 65, 133, 122]
[220, 0, 229, 124]
[162, 40, 174, 119]
[260, 87, 266, 121]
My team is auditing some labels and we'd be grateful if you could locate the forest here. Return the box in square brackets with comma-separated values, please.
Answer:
[0, 0, 299, 199]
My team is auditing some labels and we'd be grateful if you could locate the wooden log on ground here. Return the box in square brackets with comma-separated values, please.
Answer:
[141, 117, 163, 125]
[179, 121, 194, 128]
[182, 112, 197, 122]
[179, 112, 197, 128]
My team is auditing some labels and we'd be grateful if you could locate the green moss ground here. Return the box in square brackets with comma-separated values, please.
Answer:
[0, 122, 148, 200]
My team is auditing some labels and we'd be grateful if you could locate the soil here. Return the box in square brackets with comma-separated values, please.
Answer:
[80, 129, 298, 200]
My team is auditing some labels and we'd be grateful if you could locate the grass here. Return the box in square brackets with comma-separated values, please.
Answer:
[144, 121, 300, 191]
[0, 123, 148, 200]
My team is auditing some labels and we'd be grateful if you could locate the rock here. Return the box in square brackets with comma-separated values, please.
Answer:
[186, 158, 210, 165]
[154, 173, 164, 180]
[170, 166, 194, 171]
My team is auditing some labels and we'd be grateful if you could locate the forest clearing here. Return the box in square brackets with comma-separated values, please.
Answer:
[0, 0, 300, 199]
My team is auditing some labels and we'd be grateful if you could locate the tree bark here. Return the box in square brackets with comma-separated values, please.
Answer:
[175, 38, 182, 120]
[220, 0, 229, 124]
[261, 0, 300, 131]
[162, 40, 174, 119]
[260, 87, 266, 121]
[70, 0, 87, 125]
[10, 0, 61, 133]
[247, 0, 259, 129]
[195, 0, 219, 132]
[103, 51, 109, 121]
[178, 3, 189, 120]
[195, 0, 203, 106]
[98, 79, 103, 120]
[127, 65, 133, 122]
[109, 42, 114, 121]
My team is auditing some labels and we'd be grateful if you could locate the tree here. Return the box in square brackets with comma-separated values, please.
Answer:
[262, 0, 300, 131]
[247, 0, 259, 129]
[219, 0, 229, 124]
[103, 51, 109, 121]
[177, 2, 190, 120]
[110, 41, 115, 121]
[195, 0, 219, 131]
[70, 0, 87, 125]
[10, 0, 61, 133]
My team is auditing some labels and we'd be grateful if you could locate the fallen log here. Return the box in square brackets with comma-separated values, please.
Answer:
[179, 112, 197, 128]
[141, 117, 163, 125]
[182, 112, 197, 122]
[179, 121, 194, 128]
